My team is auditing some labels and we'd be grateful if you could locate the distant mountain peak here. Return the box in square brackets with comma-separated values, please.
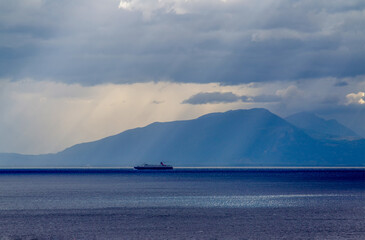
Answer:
[285, 111, 359, 140]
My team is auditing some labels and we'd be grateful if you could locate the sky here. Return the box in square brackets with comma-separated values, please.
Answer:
[0, 0, 365, 154]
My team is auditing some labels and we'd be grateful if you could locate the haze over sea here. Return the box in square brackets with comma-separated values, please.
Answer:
[0, 168, 364, 239]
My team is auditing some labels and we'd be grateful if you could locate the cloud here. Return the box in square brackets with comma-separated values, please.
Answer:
[1, 0, 365, 85]
[242, 94, 282, 103]
[334, 81, 349, 87]
[152, 100, 164, 104]
[118, 0, 232, 16]
[118, 0, 193, 17]
[182, 92, 241, 104]
[182, 91, 282, 105]
[265, 76, 365, 115]
[276, 85, 302, 99]
[346, 92, 365, 105]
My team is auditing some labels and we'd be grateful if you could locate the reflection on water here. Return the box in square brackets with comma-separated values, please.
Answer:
[0, 169, 363, 210]
[111, 194, 361, 208]
[1, 193, 362, 210]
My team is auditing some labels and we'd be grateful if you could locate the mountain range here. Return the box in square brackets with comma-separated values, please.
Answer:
[285, 112, 360, 140]
[0, 108, 364, 167]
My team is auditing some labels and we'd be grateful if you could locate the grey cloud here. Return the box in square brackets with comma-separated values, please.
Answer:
[266, 77, 365, 125]
[334, 81, 349, 87]
[242, 95, 282, 103]
[1, 0, 365, 85]
[182, 92, 240, 104]
[183, 92, 282, 105]
[152, 100, 164, 104]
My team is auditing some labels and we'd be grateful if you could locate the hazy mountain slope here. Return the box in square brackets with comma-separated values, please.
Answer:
[0, 108, 364, 167]
[56, 108, 318, 166]
[285, 112, 360, 140]
[55, 108, 364, 166]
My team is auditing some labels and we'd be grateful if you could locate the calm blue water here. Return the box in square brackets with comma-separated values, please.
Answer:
[0, 169, 364, 239]
[0, 169, 363, 210]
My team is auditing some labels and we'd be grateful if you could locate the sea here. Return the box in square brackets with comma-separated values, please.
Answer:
[0, 168, 364, 239]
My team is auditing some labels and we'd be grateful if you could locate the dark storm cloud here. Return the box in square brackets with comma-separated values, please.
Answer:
[182, 92, 240, 104]
[1, 0, 365, 85]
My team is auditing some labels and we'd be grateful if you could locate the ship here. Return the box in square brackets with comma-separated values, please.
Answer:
[134, 162, 173, 170]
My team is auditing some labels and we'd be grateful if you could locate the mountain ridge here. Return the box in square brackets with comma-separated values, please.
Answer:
[285, 112, 360, 140]
[0, 108, 364, 167]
